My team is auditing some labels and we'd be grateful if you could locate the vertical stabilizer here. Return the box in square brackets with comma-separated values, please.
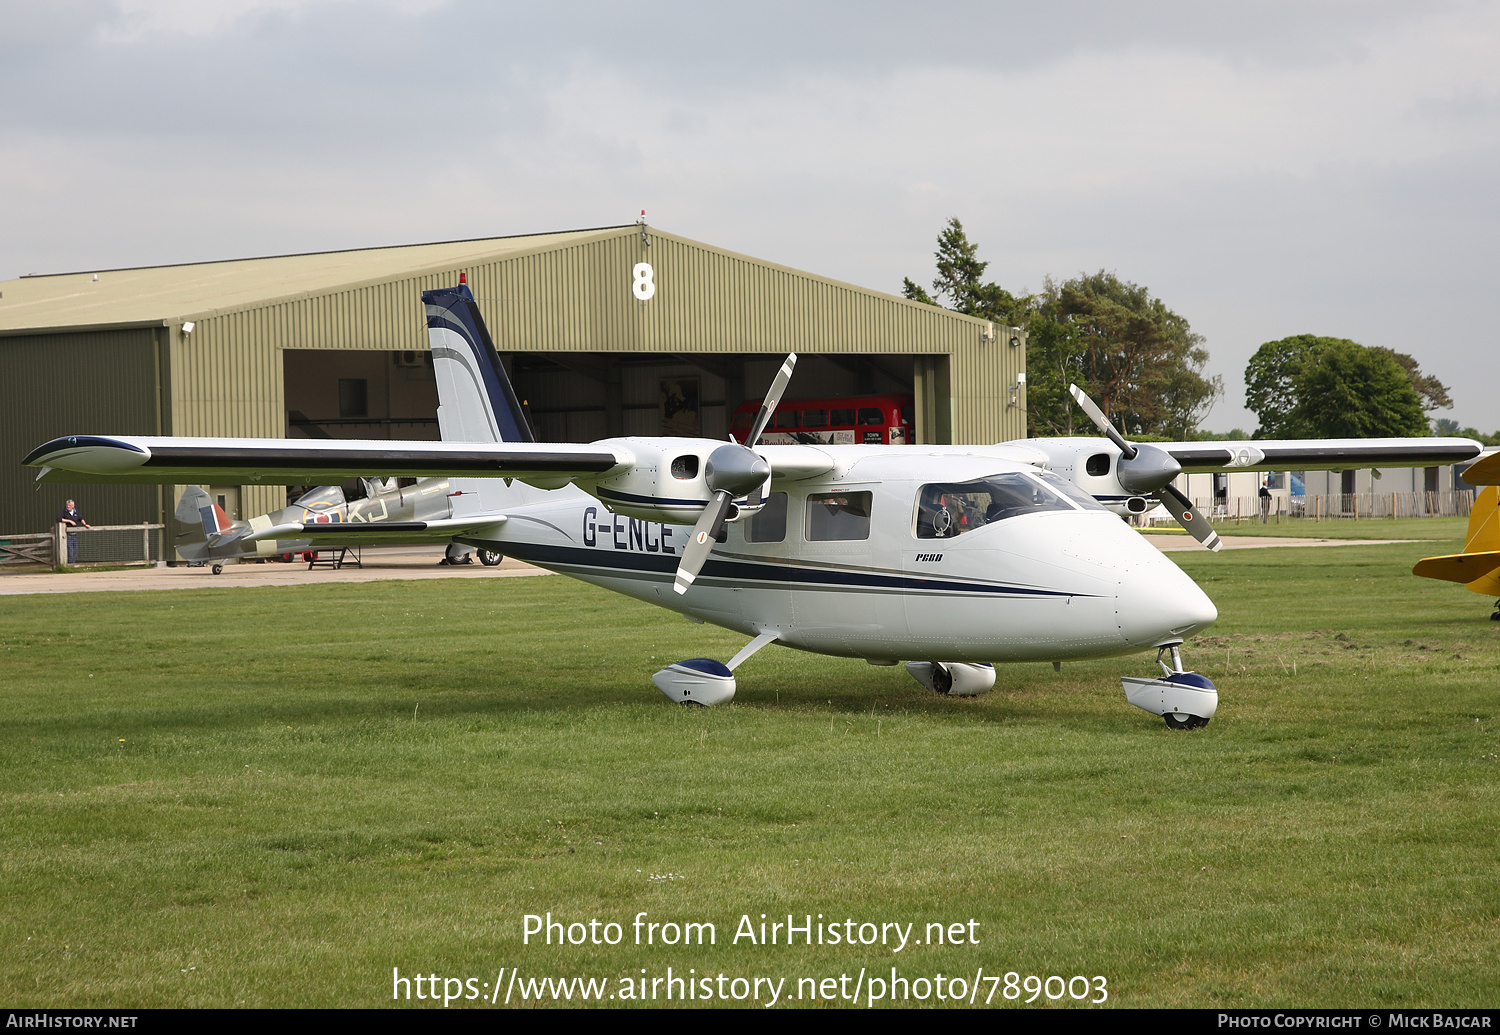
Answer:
[425, 284, 566, 514]
[424, 284, 533, 444]
[1463, 485, 1500, 556]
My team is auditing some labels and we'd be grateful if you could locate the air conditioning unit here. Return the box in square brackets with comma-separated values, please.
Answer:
[394, 350, 425, 368]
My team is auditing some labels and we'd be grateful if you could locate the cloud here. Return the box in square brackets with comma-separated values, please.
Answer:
[2, 0, 1497, 429]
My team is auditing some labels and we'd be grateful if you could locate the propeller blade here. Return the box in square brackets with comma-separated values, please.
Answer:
[673, 490, 735, 594]
[744, 354, 798, 447]
[1155, 484, 1222, 552]
[1068, 384, 1137, 460]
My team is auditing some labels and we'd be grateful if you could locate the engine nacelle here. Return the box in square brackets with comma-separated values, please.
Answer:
[1018, 437, 1179, 516]
[905, 661, 996, 697]
[584, 437, 769, 525]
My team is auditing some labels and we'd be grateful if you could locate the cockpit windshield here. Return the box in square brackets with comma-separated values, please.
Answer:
[1032, 469, 1110, 512]
[914, 471, 1104, 539]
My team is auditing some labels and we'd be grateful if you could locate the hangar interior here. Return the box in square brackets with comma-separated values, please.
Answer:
[490, 352, 912, 443]
[283, 349, 442, 440]
[282, 350, 915, 444]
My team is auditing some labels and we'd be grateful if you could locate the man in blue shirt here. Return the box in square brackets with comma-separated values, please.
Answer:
[57, 499, 90, 563]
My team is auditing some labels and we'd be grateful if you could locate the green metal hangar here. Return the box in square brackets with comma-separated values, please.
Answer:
[0, 224, 1023, 539]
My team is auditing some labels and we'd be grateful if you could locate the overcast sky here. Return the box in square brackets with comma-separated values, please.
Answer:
[4, 0, 1497, 432]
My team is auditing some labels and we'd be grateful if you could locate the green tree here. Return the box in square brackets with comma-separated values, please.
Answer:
[903, 221, 1219, 438]
[1053, 271, 1220, 439]
[1373, 347, 1453, 411]
[1244, 334, 1327, 438]
[1246, 335, 1437, 438]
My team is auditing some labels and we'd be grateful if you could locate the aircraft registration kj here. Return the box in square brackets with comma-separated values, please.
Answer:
[24, 285, 1483, 728]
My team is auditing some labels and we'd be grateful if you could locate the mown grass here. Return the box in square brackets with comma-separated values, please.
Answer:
[1, 537, 1496, 1008]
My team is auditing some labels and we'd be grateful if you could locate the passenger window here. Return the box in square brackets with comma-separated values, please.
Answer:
[746, 492, 788, 543]
[830, 408, 855, 427]
[915, 474, 1081, 539]
[806, 492, 872, 541]
[776, 410, 800, 429]
[733, 412, 751, 431]
[802, 409, 828, 428]
[859, 407, 883, 426]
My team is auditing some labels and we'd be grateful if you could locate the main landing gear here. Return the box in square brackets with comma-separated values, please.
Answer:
[653, 632, 779, 707]
[1120, 642, 1217, 730]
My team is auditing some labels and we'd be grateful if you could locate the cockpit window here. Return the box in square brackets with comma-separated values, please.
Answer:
[914, 473, 1096, 538]
[1032, 470, 1109, 512]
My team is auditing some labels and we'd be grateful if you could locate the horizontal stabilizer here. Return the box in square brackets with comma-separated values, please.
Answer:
[1412, 550, 1500, 586]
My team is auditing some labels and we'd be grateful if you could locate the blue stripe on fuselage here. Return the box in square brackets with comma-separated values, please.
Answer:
[490, 539, 1094, 598]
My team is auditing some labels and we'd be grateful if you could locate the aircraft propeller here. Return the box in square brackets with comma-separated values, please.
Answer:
[673, 355, 796, 594]
[1069, 384, 1222, 551]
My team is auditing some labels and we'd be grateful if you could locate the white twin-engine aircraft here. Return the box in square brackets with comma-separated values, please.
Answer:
[25, 285, 1481, 728]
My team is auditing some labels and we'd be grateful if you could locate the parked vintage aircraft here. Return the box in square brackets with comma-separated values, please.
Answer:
[24, 284, 1482, 727]
[174, 479, 500, 572]
[1412, 451, 1500, 619]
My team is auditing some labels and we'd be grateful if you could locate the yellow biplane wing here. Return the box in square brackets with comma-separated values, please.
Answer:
[1462, 450, 1500, 486]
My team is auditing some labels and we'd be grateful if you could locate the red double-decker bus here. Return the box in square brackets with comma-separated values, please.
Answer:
[730, 392, 915, 446]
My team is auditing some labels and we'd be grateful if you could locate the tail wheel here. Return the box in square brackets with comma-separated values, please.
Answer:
[1163, 712, 1210, 730]
[211, 564, 223, 575]
[478, 549, 503, 566]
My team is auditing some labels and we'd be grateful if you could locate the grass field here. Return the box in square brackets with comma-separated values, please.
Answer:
[2, 535, 1497, 1008]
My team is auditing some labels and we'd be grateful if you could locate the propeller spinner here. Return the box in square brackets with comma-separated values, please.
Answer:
[672, 355, 796, 594]
[1068, 384, 1221, 551]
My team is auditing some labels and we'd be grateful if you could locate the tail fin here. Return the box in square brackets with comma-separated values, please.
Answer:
[1463, 484, 1500, 556]
[175, 486, 229, 539]
[1412, 484, 1500, 594]
[424, 284, 533, 444]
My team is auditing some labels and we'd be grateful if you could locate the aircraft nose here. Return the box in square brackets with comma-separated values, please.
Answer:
[1116, 556, 1218, 647]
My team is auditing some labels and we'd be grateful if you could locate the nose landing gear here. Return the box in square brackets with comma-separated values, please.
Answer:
[1120, 642, 1217, 730]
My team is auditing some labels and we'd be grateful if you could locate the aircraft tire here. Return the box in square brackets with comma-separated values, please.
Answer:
[930, 663, 953, 695]
[1163, 712, 1210, 730]
[478, 549, 503, 566]
[212, 564, 223, 575]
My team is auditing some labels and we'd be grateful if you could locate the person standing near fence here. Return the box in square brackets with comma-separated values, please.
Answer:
[1258, 481, 1272, 524]
[57, 499, 90, 563]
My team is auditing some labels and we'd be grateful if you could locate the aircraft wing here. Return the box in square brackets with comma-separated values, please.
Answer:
[23, 435, 629, 485]
[1463, 451, 1500, 486]
[242, 515, 508, 545]
[1159, 437, 1482, 474]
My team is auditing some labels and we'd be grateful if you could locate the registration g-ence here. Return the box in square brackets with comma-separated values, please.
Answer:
[583, 506, 677, 554]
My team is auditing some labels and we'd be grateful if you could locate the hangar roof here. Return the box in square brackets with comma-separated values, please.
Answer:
[0, 226, 626, 333]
